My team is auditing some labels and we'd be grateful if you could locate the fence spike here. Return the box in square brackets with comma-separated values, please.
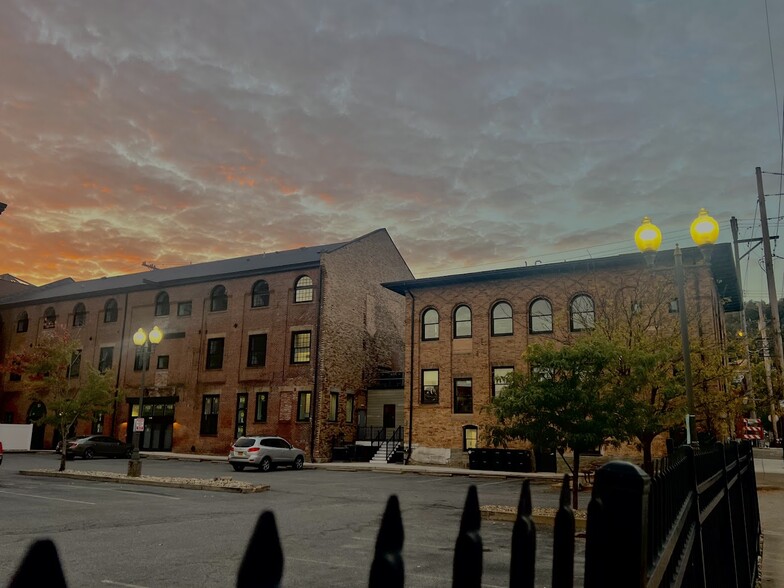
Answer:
[453, 485, 482, 588]
[9, 539, 67, 588]
[510, 480, 536, 588]
[551, 475, 575, 588]
[369, 495, 405, 588]
[237, 511, 283, 588]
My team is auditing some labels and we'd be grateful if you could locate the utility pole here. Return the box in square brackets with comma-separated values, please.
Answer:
[731, 216, 754, 407]
[758, 301, 775, 423]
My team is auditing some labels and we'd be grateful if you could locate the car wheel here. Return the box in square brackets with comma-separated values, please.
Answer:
[294, 455, 304, 470]
[232, 464, 245, 472]
[83, 448, 94, 460]
[259, 457, 271, 472]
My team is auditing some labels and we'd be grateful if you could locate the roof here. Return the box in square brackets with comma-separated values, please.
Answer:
[0, 242, 346, 307]
[383, 242, 742, 313]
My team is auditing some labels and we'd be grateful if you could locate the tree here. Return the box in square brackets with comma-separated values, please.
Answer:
[2, 328, 118, 472]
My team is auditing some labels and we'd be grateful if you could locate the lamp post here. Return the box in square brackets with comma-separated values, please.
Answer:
[127, 325, 163, 477]
[634, 209, 719, 448]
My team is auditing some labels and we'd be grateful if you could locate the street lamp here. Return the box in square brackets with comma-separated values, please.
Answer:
[127, 325, 164, 477]
[634, 209, 719, 448]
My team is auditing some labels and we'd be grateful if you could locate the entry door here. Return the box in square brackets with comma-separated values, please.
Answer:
[383, 404, 396, 430]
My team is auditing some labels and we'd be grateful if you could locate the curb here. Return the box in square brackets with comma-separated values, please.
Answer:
[481, 508, 588, 531]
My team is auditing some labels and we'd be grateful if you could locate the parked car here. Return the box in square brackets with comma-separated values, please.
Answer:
[228, 435, 305, 472]
[55, 435, 132, 459]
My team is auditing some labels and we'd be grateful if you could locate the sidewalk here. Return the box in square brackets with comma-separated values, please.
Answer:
[755, 457, 784, 588]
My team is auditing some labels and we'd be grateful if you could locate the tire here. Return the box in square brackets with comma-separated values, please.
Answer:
[231, 464, 245, 472]
[83, 448, 94, 460]
[259, 457, 271, 472]
[293, 455, 304, 470]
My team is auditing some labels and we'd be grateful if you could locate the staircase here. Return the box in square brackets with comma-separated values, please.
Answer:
[369, 426, 403, 464]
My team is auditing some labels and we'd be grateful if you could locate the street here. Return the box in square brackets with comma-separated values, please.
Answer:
[0, 453, 577, 587]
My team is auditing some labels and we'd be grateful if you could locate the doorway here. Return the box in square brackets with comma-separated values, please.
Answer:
[27, 401, 46, 449]
[127, 397, 175, 451]
[383, 404, 396, 430]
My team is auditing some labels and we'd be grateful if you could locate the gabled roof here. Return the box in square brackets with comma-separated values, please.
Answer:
[0, 242, 346, 307]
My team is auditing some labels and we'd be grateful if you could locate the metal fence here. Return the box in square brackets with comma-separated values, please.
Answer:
[8, 442, 760, 588]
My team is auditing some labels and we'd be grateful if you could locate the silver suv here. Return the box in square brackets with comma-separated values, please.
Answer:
[228, 436, 305, 472]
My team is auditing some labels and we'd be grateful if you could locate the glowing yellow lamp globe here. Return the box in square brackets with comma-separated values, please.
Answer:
[149, 326, 164, 345]
[634, 216, 662, 253]
[133, 328, 147, 347]
[690, 208, 719, 246]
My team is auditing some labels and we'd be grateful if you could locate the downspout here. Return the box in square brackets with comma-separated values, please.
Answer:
[406, 289, 415, 464]
[309, 264, 325, 463]
[111, 292, 130, 438]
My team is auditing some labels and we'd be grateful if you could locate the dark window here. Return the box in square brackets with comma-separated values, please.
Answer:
[235, 393, 247, 439]
[291, 331, 311, 364]
[72, 303, 87, 327]
[157, 355, 169, 370]
[155, 292, 170, 316]
[98, 347, 113, 373]
[297, 391, 312, 421]
[329, 392, 339, 421]
[200, 394, 220, 435]
[133, 344, 151, 371]
[247, 334, 267, 367]
[210, 285, 228, 312]
[255, 392, 269, 422]
[421, 369, 439, 404]
[10, 373, 21, 382]
[91, 413, 105, 434]
[529, 298, 553, 333]
[16, 311, 29, 333]
[463, 425, 478, 451]
[570, 295, 595, 331]
[294, 276, 314, 303]
[104, 299, 118, 323]
[206, 338, 225, 370]
[251, 280, 270, 308]
[422, 308, 439, 341]
[178, 301, 192, 316]
[492, 367, 514, 398]
[669, 298, 679, 313]
[453, 305, 472, 338]
[43, 307, 56, 329]
[69, 350, 82, 378]
[631, 301, 642, 315]
[454, 378, 473, 414]
[346, 395, 354, 423]
[491, 302, 513, 336]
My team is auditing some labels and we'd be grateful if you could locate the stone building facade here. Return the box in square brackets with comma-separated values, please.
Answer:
[0, 229, 412, 461]
[383, 244, 741, 467]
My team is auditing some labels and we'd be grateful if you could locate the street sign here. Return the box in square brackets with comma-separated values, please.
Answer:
[134, 417, 145, 432]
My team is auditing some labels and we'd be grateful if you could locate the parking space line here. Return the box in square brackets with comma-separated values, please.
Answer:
[101, 580, 150, 587]
[0, 489, 95, 505]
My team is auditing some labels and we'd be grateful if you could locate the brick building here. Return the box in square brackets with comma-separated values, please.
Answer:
[0, 229, 412, 461]
[383, 244, 741, 466]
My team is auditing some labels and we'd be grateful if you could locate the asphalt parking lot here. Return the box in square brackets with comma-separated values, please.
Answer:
[0, 453, 579, 587]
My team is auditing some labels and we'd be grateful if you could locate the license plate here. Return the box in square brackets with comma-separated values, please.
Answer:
[236, 451, 245, 457]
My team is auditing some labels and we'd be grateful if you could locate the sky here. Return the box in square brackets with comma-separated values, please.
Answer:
[1, 1, 784, 301]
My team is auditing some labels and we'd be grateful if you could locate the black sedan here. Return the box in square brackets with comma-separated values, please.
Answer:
[56, 435, 132, 459]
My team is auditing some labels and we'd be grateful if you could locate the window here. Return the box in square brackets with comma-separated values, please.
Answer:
[669, 298, 679, 313]
[346, 395, 354, 423]
[297, 391, 312, 421]
[92, 413, 105, 434]
[16, 311, 29, 333]
[631, 301, 642, 315]
[291, 331, 311, 364]
[235, 393, 248, 439]
[294, 275, 314, 303]
[210, 285, 228, 312]
[69, 350, 82, 378]
[529, 298, 553, 333]
[570, 295, 595, 331]
[421, 369, 439, 404]
[329, 392, 339, 421]
[43, 307, 56, 329]
[492, 367, 514, 398]
[155, 292, 170, 316]
[453, 305, 472, 338]
[422, 308, 439, 341]
[491, 302, 513, 336]
[463, 425, 478, 451]
[454, 378, 473, 413]
[10, 373, 21, 382]
[133, 344, 151, 371]
[200, 394, 220, 435]
[247, 334, 267, 367]
[104, 299, 118, 323]
[206, 338, 225, 370]
[178, 301, 192, 316]
[98, 347, 113, 373]
[252, 280, 270, 308]
[255, 392, 269, 422]
[72, 303, 87, 327]
[157, 355, 169, 370]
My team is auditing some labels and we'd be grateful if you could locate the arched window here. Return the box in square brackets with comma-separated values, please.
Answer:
[104, 298, 118, 323]
[251, 280, 270, 308]
[570, 294, 595, 331]
[529, 298, 553, 334]
[155, 292, 170, 316]
[16, 311, 29, 333]
[210, 285, 228, 312]
[422, 308, 439, 340]
[453, 305, 472, 339]
[43, 307, 56, 329]
[72, 303, 87, 327]
[491, 302, 513, 336]
[294, 276, 314, 303]
[463, 425, 478, 451]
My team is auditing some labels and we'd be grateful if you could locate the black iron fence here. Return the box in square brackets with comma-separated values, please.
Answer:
[8, 442, 761, 587]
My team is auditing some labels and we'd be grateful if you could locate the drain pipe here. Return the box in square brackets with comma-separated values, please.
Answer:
[405, 289, 415, 464]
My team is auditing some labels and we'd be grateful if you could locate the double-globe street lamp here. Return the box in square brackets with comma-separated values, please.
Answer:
[634, 208, 720, 448]
[127, 325, 164, 477]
